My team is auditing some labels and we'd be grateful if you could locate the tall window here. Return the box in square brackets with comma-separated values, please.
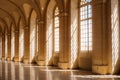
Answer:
[80, 0, 92, 51]
[54, 7, 59, 52]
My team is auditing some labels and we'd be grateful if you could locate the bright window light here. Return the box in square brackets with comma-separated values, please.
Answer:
[80, 0, 92, 51]
[54, 7, 59, 52]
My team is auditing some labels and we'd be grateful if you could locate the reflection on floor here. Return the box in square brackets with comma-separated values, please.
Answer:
[0, 61, 120, 80]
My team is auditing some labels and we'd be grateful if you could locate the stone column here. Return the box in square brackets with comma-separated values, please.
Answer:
[92, 0, 108, 74]
[23, 26, 30, 63]
[36, 19, 46, 66]
[6, 33, 11, 61]
[2, 34, 5, 60]
[58, 12, 71, 69]
[14, 30, 19, 62]
[0, 33, 2, 60]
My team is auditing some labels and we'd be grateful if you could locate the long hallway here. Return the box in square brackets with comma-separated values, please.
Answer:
[0, 0, 120, 78]
[0, 61, 120, 80]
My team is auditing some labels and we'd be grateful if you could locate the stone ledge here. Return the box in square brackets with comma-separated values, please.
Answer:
[58, 62, 69, 69]
[92, 65, 108, 74]
[36, 61, 45, 66]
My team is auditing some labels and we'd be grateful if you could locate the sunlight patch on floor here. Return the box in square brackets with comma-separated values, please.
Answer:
[71, 75, 120, 78]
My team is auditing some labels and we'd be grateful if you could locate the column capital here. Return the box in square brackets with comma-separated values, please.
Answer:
[60, 12, 68, 17]
[37, 19, 44, 24]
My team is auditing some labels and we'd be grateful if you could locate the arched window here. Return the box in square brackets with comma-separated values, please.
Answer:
[80, 0, 92, 51]
[54, 7, 59, 52]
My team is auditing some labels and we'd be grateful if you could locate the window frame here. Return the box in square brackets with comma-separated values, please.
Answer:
[53, 6, 60, 53]
[79, 0, 92, 52]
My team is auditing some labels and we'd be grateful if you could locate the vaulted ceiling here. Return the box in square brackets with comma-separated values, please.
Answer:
[0, 0, 69, 34]
[0, 0, 50, 33]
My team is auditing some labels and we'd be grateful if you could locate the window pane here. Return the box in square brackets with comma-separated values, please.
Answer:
[54, 7, 59, 52]
[80, 0, 92, 51]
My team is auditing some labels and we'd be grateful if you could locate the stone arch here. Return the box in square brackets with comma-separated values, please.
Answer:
[23, 3, 32, 25]
[12, 11, 21, 30]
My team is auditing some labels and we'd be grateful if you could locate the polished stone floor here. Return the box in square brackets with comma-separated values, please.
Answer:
[0, 61, 120, 80]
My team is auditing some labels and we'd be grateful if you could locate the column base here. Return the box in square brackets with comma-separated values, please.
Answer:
[107, 66, 112, 74]
[14, 57, 20, 62]
[36, 60, 45, 66]
[2, 57, 5, 61]
[92, 65, 108, 74]
[7, 57, 11, 61]
[23, 58, 30, 64]
[58, 62, 69, 69]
